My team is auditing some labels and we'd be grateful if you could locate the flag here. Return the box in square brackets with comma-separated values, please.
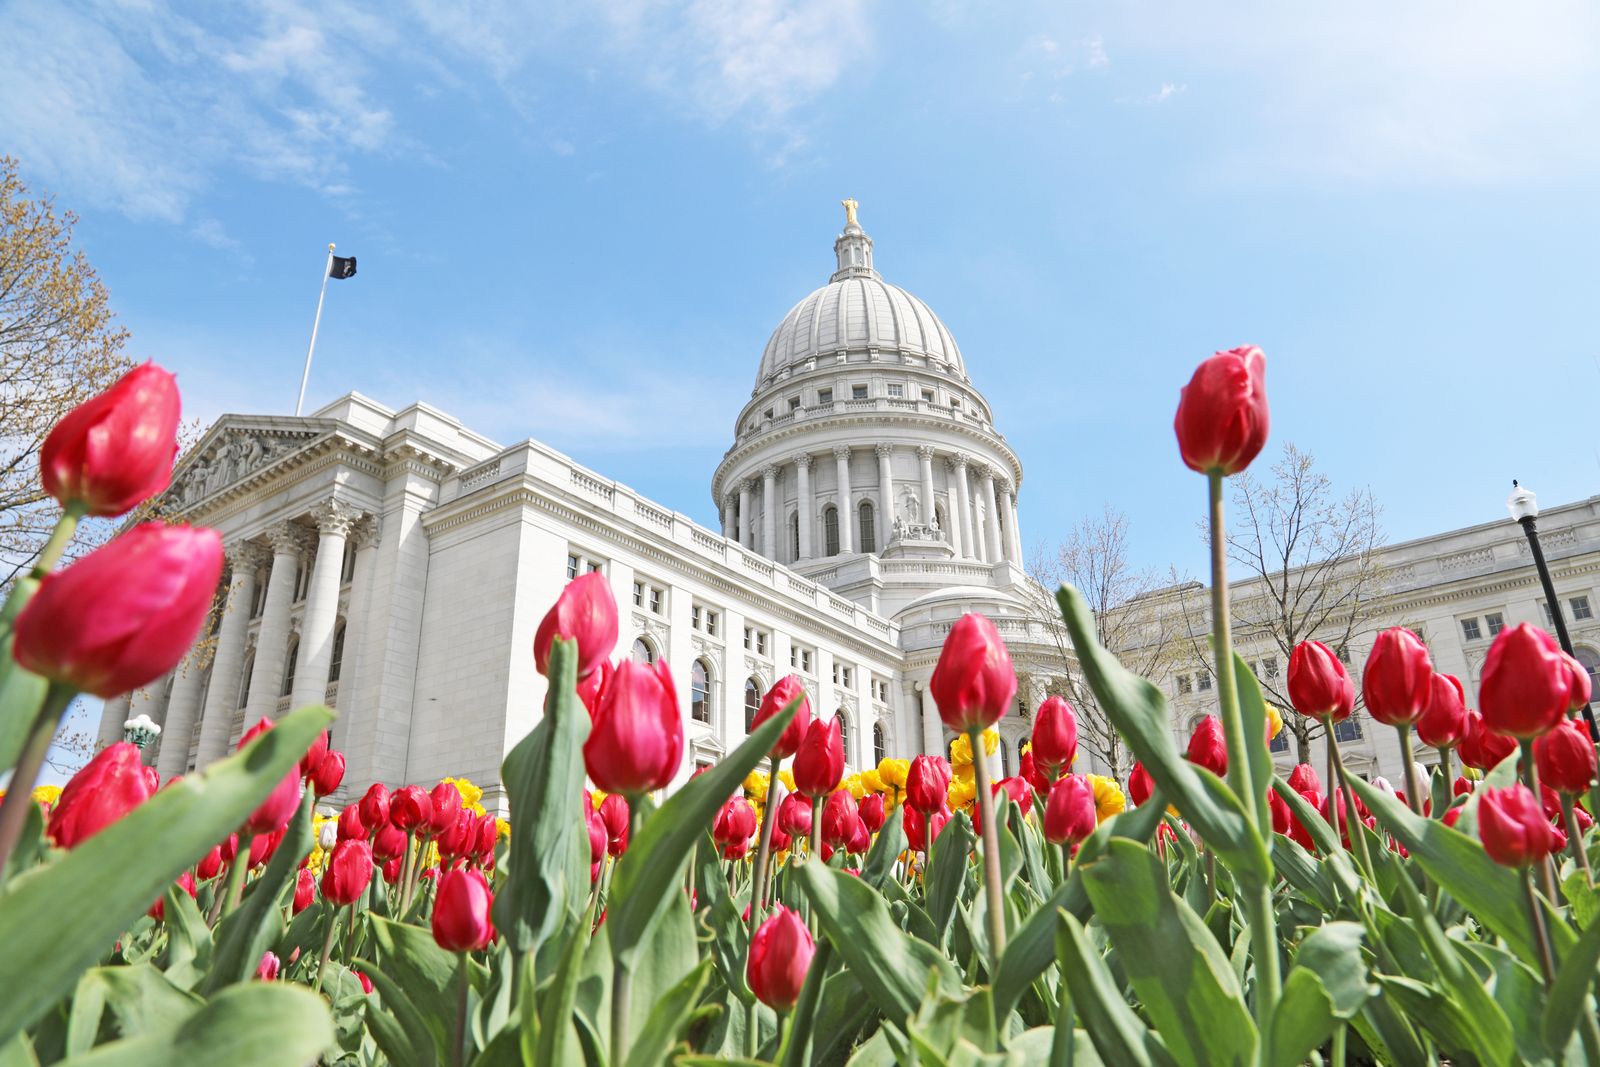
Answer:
[329, 255, 357, 279]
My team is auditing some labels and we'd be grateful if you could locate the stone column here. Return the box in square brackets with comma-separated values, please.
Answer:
[833, 446, 855, 554]
[243, 523, 306, 728]
[738, 481, 754, 549]
[917, 684, 941, 756]
[874, 443, 894, 551]
[332, 516, 379, 744]
[292, 499, 359, 710]
[794, 453, 813, 560]
[761, 465, 778, 559]
[721, 495, 736, 540]
[917, 445, 937, 535]
[1005, 487, 1023, 562]
[953, 455, 975, 560]
[981, 468, 1004, 565]
[193, 543, 265, 766]
[97, 693, 132, 752]
[945, 486, 964, 556]
[156, 661, 208, 777]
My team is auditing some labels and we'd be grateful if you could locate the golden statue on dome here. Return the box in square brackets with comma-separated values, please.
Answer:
[841, 197, 859, 228]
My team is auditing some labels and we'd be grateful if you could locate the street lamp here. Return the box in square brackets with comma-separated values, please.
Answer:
[1507, 480, 1599, 739]
[122, 713, 161, 753]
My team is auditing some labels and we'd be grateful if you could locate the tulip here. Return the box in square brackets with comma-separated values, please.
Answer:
[437, 809, 473, 861]
[1416, 673, 1468, 750]
[1185, 716, 1228, 778]
[1458, 710, 1518, 771]
[390, 785, 431, 832]
[1287, 640, 1354, 723]
[928, 614, 1016, 732]
[747, 907, 814, 1012]
[318, 820, 338, 852]
[846, 815, 871, 854]
[713, 796, 758, 858]
[1286, 763, 1321, 794]
[584, 659, 683, 795]
[1536, 719, 1597, 795]
[1480, 623, 1569, 738]
[433, 869, 495, 952]
[13, 523, 224, 698]
[47, 742, 153, 848]
[859, 793, 886, 834]
[994, 776, 1032, 817]
[1127, 761, 1154, 807]
[238, 720, 303, 836]
[473, 813, 497, 862]
[337, 804, 368, 842]
[1043, 775, 1096, 847]
[1478, 785, 1560, 867]
[821, 789, 858, 847]
[1267, 788, 1291, 837]
[1029, 696, 1078, 779]
[769, 825, 792, 854]
[778, 791, 813, 839]
[903, 804, 926, 852]
[148, 870, 197, 920]
[41, 362, 182, 517]
[372, 822, 408, 863]
[143, 767, 160, 794]
[323, 844, 376, 902]
[753, 675, 812, 760]
[293, 867, 316, 915]
[906, 756, 952, 814]
[355, 971, 374, 995]
[197, 844, 224, 881]
[598, 794, 629, 857]
[249, 827, 283, 869]
[1173, 345, 1269, 476]
[585, 802, 607, 865]
[300, 730, 330, 780]
[534, 571, 620, 679]
[1563, 652, 1593, 712]
[1019, 750, 1050, 795]
[427, 781, 462, 835]
[381, 857, 402, 884]
[793, 717, 845, 798]
[219, 834, 239, 865]
[1361, 628, 1433, 727]
[311, 751, 346, 797]
[576, 658, 614, 718]
[255, 951, 281, 981]
[358, 783, 390, 829]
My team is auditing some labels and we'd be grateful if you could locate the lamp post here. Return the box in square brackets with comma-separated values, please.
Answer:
[122, 713, 162, 756]
[1507, 481, 1599, 739]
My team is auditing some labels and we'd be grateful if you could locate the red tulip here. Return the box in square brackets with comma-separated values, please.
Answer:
[598, 793, 629, 857]
[321, 839, 373, 905]
[41, 362, 182, 517]
[1267, 788, 1291, 837]
[1185, 716, 1228, 778]
[311, 751, 345, 797]
[929, 614, 1016, 732]
[427, 781, 462, 835]
[355, 970, 374, 995]
[903, 804, 926, 852]
[534, 572, 619, 680]
[382, 857, 401, 884]
[249, 827, 284, 868]
[372, 822, 408, 863]
[821, 789, 858, 847]
[1286, 763, 1321, 795]
[300, 730, 330, 780]
[769, 825, 792, 853]
[238, 720, 303, 836]
[358, 784, 390, 829]
[1173, 345, 1269, 476]
[793, 717, 845, 799]
[390, 785, 431, 832]
[143, 767, 160, 794]
[433, 869, 494, 952]
[994, 776, 1032, 817]
[46, 742, 152, 848]
[906, 756, 952, 814]
[583, 659, 683, 795]
[1478, 785, 1559, 867]
[778, 791, 813, 839]
[197, 844, 224, 881]
[255, 951, 281, 981]
[1361, 628, 1433, 727]
[148, 870, 197, 920]
[1019, 749, 1050, 795]
[713, 797, 758, 858]
[437, 809, 473, 860]
[846, 815, 871, 854]
[1458, 710, 1517, 771]
[473, 812, 497, 861]
[1562, 652, 1593, 712]
[746, 907, 814, 1012]
[584, 800, 607, 865]
[1536, 719, 1597, 795]
[293, 867, 316, 915]
[1480, 623, 1569, 738]
[13, 523, 223, 697]
[1454, 776, 1474, 797]
[1128, 761, 1154, 807]
[1030, 696, 1078, 778]
[859, 793, 886, 834]
[219, 833, 239, 864]
[1287, 640, 1354, 723]
[753, 675, 812, 760]
[1416, 673, 1468, 750]
[576, 658, 614, 718]
[1043, 775, 1096, 847]
[1291, 790, 1322, 850]
[337, 804, 368, 842]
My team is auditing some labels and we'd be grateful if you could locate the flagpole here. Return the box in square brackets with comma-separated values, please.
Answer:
[295, 243, 336, 417]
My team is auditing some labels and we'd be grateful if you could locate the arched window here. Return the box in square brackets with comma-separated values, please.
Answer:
[934, 503, 947, 538]
[329, 621, 347, 683]
[789, 512, 800, 561]
[873, 721, 888, 765]
[858, 500, 876, 553]
[237, 652, 255, 706]
[1575, 647, 1600, 698]
[997, 736, 1009, 776]
[823, 506, 840, 556]
[835, 711, 850, 763]
[691, 659, 712, 723]
[631, 637, 657, 665]
[281, 638, 299, 697]
[744, 678, 762, 732]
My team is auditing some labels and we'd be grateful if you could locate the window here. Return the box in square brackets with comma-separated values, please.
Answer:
[833, 662, 854, 689]
[920, 388, 935, 403]
[566, 552, 603, 580]
[329, 622, 346, 683]
[691, 660, 712, 723]
[1177, 674, 1193, 695]
[341, 542, 357, 583]
[823, 505, 841, 556]
[791, 645, 814, 674]
[949, 397, 961, 410]
[1197, 670, 1212, 692]
[1460, 617, 1482, 642]
[238, 652, 256, 705]
[1574, 596, 1594, 621]
[632, 580, 665, 616]
[691, 605, 720, 637]
[250, 578, 267, 619]
[996, 737, 1008, 776]
[789, 513, 800, 560]
[1542, 601, 1555, 626]
[858, 500, 876, 553]
[1575, 648, 1600, 700]
[887, 384, 904, 398]
[1334, 715, 1364, 743]
[871, 676, 889, 703]
[631, 637, 657, 664]
[874, 722, 888, 765]
[851, 384, 868, 400]
[744, 678, 762, 731]
[281, 637, 299, 697]
[1336, 645, 1352, 664]
[787, 397, 801, 412]
[1270, 731, 1289, 754]
[817, 388, 833, 405]
[835, 712, 849, 760]
[1485, 612, 1506, 637]
[1260, 656, 1278, 680]
[744, 626, 770, 657]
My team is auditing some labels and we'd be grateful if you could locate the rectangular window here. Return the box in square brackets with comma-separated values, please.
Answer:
[1486, 612, 1506, 637]
[744, 626, 770, 657]
[1574, 596, 1593, 621]
[920, 388, 935, 402]
[887, 384, 904, 398]
[1177, 674, 1192, 695]
[1261, 656, 1278, 680]
[632, 581, 644, 608]
[817, 388, 833, 405]
[1334, 716, 1364, 743]
[851, 384, 868, 400]
[567, 550, 604, 579]
[1460, 617, 1482, 641]
[791, 645, 813, 673]
[633, 580, 665, 616]
[832, 663, 853, 688]
[1542, 601, 1555, 625]
[1197, 670, 1212, 692]
[692, 605, 721, 637]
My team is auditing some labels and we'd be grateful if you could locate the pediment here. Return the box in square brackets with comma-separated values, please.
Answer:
[166, 421, 328, 512]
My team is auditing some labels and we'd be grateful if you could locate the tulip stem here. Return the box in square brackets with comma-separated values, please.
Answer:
[454, 951, 470, 1067]
[1520, 738, 1559, 902]
[1206, 471, 1257, 829]
[31, 503, 86, 579]
[1438, 747, 1453, 809]
[347, 902, 358, 962]
[1561, 793, 1594, 887]
[1329, 733, 1375, 880]
[398, 831, 416, 915]
[313, 904, 340, 996]
[1522, 867, 1558, 986]
[1396, 727, 1423, 816]
[613, 802, 646, 1065]
[745, 757, 782, 1057]
[968, 726, 1007, 969]
[0, 682, 74, 882]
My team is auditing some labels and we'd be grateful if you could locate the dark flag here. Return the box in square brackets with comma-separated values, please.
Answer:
[329, 255, 357, 279]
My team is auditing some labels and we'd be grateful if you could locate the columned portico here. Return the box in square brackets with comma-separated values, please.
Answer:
[244, 523, 306, 728]
[795, 453, 813, 560]
[833, 446, 855, 554]
[875, 444, 894, 550]
[291, 498, 360, 710]
[193, 542, 265, 765]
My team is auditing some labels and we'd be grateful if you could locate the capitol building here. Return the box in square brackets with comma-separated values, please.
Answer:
[100, 206, 1067, 806]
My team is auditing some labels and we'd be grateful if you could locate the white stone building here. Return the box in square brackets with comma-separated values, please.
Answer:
[98, 209, 1059, 807]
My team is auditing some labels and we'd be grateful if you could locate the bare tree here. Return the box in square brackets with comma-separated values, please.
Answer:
[1175, 443, 1386, 764]
[1025, 505, 1186, 777]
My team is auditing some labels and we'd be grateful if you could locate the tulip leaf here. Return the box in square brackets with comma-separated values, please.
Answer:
[1292, 922, 1373, 1020]
[65, 965, 198, 1056]
[607, 699, 797, 969]
[623, 957, 711, 1067]
[1267, 968, 1334, 1067]
[0, 574, 48, 776]
[1055, 910, 1179, 1067]
[1055, 584, 1269, 887]
[1231, 653, 1275, 840]
[924, 811, 976, 949]
[352, 957, 440, 1067]
[493, 637, 590, 959]
[368, 914, 463, 1059]
[203, 791, 312, 994]
[861, 804, 905, 891]
[534, 908, 592, 1067]
[0, 702, 332, 1047]
[1542, 901, 1600, 1054]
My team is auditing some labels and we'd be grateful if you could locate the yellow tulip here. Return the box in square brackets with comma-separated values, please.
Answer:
[1086, 774, 1126, 824]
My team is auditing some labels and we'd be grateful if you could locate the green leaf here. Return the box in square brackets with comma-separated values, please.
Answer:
[1543, 900, 1600, 1054]
[353, 957, 440, 1067]
[625, 958, 711, 1067]
[0, 702, 333, 1047]
[0, 573, 49, 775]
[535, 911, 593, 1067]
[204, 791, 313, 993]
[795, 858, 960, 1025]
[1055, 911, 1179, 1067]
[368, 914, 463, 1061]
[1293, 922, 1372, 1019]
[493, 637, 590, 958]
[1267, 968, 1334, 1067]
[608, 699, 797, 968]
[925, 811, 976, 949]
[1231, 653, 1274, 840]
[1563, 870, 1600, 930]
[57, 982, 333, 1067]
[1077, 838, 1256, 1067]
[158, 882, 214, 989]
[861, 804, 905, 891]
[65, 965, 197, 1056]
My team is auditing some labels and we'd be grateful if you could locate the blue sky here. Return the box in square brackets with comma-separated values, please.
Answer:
[5, 0, 1600, 589]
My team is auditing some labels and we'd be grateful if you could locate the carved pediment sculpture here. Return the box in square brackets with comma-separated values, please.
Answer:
[173, 429, 306, 507]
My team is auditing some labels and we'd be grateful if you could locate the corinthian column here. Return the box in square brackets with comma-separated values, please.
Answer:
[981, 467, 1004, 565]
[243, 523, 307, 728]
[738, 480, 754, 549]
[834, 446, 854, 554]
[952, 455, 975, 560]
[874, 443, 894, 551]
[917, 446, 937, 535]
[156, 659, 208, 778]
[761, 465, 778, 559]
[194, 542, 266, 765]
[291, 499, 359, 710]
[794, 453, 813, 560]
[1001, 484, 1022, 563]
[721, 494, 736, 539]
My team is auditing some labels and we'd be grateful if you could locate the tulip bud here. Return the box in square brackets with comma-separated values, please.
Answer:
[311, 751, 346, 798]
[390, 785, 432, 832]
[769, 825, 792, 854]
[859, 793, 886, 834]
[906, 756, 952, 815]
[473, 813, 497, 861]
[1535, 719, 1597, 795]
[1478, 784, 1560, 867]
[1267, 788, 1291, 836]
[1185, 716, 1228, 778]
[255, 951, 281, 981]
[534, 572, 620, 680]
[382, 857, 401, 884]
[746, 907, 815, 1012]
[793, 717, 845, 799]
[778, 791, 813, 839]
[929, 614, 1016, 733]
[1458, 710, 1518, 771]
[293, 867, 316, 915]
[47, 742, 153, 848]
[359, 784, 391, 829]
[219, 833, 238, 865]
[337, 803, 368, 842]
[713, 797, 758, 858]
[576, 658, 614, 718]
[197, 844, 224, 881]
[1030, 696, 1078, 779]
[753, 675, 812, 760]
[238, 720, 303, 837]
[143, 767, 160, 794]
[821, 789, 858, 848]
[846, 815, 871, 854]
[1019, 750, 1050, 795]
[597, 793, 629, 857]
[1172, 345, 1269, 476]
[1361, 628, 1433, 727]
[1127, 761, 1153, 807]
[428, 781, 462, 835]
[433, 869, 495, 952]
[14, 523, 224, 697]
[583, 659, 683, 796]
[148, 870, 197, 921]
[1043, 775, 1096, 847]
[585, 801, 607, 865]
[1563, 652, 1593, 712]
[1287, 640, 1355, 723]
[300, 730, 330, 781]
[372, 822, 407, 863]
[1286, 763, 1321, 795]
[437, 808, 473, 860]
[974, 776, 1032, 836]
[355, 970, 374, 995]
[318, 820, 339, 852]
[1416, 673, 1468, 750]
[1480, 623, 1570, 739]
[41, 363, 182, 517]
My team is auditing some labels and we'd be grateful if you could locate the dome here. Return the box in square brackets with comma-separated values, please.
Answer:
[754, 207, 965, 390]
